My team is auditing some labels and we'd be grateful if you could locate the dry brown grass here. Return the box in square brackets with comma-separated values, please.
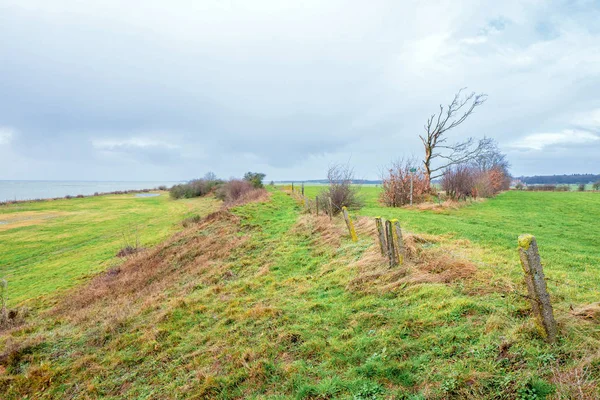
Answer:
[345, 222, 477, 294]
[571, 303, 600, 321]
[413, 198, 485, 213]
[52, 210, 246, 326]
[292, 214, 345, 248]
[550, 361, 600, 399]
[223, 188, 270, 208]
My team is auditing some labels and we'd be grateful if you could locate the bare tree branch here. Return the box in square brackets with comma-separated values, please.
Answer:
[420, 88, 488, 184]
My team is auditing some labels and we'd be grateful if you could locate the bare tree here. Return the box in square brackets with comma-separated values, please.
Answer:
[420, 88, 489, 183]
[473, 139, 510, 173]
[317, 163, 363, 215]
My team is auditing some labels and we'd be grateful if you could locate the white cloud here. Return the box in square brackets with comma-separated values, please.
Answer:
[0, 127, 16, 145]
[511, 131, 599, 151]
[91, 137, 179, 151]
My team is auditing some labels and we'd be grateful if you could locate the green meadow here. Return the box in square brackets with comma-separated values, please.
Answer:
[1, 188, 599, 398]
[304, 186, 600, 303]
[0, 193, 219, 306]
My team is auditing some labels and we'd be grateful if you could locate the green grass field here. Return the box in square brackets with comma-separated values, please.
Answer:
[1, 188, 599, 399]
[0, 193, 219, 306]
[303, 186, 600, 303]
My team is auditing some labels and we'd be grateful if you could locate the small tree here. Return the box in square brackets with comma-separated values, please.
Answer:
[244, 172, 266, 189]
[204, 171, 218, 181]
[594, 181, 600, 191]
[578, 183, 586, 192]
[317, 164, 363, 215]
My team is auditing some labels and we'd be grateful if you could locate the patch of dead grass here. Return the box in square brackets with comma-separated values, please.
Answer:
[52, 210, 246, 326]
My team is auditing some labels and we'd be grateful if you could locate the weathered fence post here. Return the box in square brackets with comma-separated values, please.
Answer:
[391, 219, 405, 265]
[342, 206, 358, 242]
[375, 217, 386, 256]
[518, 234, 558, 343]
[292, 182, 294, 192]
[301, 182, 304, 196]
[328, 197, 333, 221]
[316, 196, 319, 215]
[385, 220, 397, 267]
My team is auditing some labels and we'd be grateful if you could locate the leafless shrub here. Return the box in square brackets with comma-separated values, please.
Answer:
[441, 165, 476, 200]
[117, 225, 143, 257]
[182, 215, 203, 228]
[215, 180, 255, 203]
[317, 163, 363, 215]
[380, 158, 429, 207]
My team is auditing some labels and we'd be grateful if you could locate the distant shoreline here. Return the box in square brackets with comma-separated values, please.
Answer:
[0, 188, 170, 207]
[0, 180, 181, 205]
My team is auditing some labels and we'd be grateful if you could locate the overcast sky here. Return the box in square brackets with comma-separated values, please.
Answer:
[1, 0, 599, 181]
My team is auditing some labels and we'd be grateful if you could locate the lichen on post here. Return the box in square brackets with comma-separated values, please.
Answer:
[518, 234, 558, 343]
[342, 206, 358, 242]
[391, 219, 405, 264]
[385, 219, 397, 267]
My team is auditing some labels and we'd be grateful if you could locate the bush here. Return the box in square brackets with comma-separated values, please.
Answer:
[578, 183, 586, 192]
[170, 179, 220, 199]
[215, 180, 255, 203]
[380, 159, 429, 207]
[317, 164, 363, 215]
[527, 184, 556, 191]
[442, 165, 476, 200]
[243, 172, 266, 189]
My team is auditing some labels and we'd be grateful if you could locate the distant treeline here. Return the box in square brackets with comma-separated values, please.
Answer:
[520, 174, 600, 185]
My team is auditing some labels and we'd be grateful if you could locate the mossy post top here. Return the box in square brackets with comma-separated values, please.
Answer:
[518, 234, 535, 250]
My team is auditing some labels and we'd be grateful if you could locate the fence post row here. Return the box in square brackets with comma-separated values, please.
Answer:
[342, 206, 358, 242]
[518, 234, 558, 344]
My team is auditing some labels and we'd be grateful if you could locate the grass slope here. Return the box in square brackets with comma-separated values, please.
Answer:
[1, 189, 599, 399]
[0, 193, 220, 306]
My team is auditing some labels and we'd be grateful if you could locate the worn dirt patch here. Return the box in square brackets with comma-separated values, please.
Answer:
[0, 211, 71, 231]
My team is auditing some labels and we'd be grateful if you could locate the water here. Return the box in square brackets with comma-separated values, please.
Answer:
[0, 181, 182, 203]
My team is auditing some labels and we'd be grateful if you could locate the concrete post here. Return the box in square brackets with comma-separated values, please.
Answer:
[385, 219, 397, 267]
[391, 219, 405, 265]
[342, 206, 358, 242]
[375, 217, 386, 256]
[518, 234, 558, 343]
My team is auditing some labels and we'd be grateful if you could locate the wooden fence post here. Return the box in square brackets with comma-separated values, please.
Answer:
[375, 217, 386, 256]
[385, 220, 397, 267]
[391, 219, 405, 265]
[316, 196, 319, 215]
[518, 234, 558, 343]
[328, 197, 333, 221]
[292, 182, 294, 192]
[342, 206, 358, 242]
[301, 182, 304, 196]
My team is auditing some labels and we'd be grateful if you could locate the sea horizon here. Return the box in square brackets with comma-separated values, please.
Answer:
[0, 180, 184, 203]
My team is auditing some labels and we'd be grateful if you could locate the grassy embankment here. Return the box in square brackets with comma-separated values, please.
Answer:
[1, 187, 599, 398]
[0, 192, 220, 307]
